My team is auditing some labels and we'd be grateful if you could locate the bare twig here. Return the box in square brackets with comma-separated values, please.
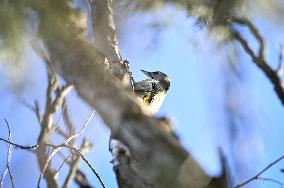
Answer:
[74, 169, 93, 188]
[0, 139, 105, 188]
[53, 100, 74, 139]
[235, 154, 284, 187]
[62, 144, 105, 188]
[62, 138, 92, 188]
[0, 138, 38, 150]
[62, 100, 75, 136]
[22, 100, 41, 123]
[0, 119, 15, 188]
[257, 177, 284, 187]
[277, 44, 284, 77]
[37, 109, 95, 188]
[53, 126, 69, 139]
[51, 84, 74, 110]
[64, 109, 95, 142]
[54, 100, 89, 187]
[57, 152, 94, 188]
[31, 40, 56, 74]
[55, 153, 73, 175]
[25, 68, 94, 188]
[36, 73, 73, 188]
[34, 101, 41, 123]
[231, 18, 284, 105]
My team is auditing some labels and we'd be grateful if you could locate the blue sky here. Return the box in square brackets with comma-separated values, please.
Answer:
[1, 3, 284, 188]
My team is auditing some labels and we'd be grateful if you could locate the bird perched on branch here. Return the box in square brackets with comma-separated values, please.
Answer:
[134, 70, 170, 114]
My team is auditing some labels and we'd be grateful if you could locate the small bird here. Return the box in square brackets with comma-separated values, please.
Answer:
[134, 70, 170, 114]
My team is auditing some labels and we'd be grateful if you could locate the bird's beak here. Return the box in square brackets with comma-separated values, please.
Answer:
[141, 69, 153, 78]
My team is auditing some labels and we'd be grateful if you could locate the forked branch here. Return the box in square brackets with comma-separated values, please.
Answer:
[231, 17, 284, 105]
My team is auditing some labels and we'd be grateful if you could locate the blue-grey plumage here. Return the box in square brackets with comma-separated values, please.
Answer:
[134, 70, 170, 114]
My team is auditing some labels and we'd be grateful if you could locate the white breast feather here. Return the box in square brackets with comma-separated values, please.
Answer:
[149, 91, 166, 114]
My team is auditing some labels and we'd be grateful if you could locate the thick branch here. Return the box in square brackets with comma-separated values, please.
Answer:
[90, 0, 121, 61]
[90, 0, 132, 81]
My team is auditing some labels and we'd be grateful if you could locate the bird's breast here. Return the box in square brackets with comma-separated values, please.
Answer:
[149, 91, 166, 114]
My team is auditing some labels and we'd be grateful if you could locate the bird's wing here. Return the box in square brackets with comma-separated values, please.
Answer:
[147, 82, 167, 114]
[133, 80, 153, 95]
[134, 80, 154, 104]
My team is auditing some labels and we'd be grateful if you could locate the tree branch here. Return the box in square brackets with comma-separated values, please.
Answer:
[0, 138, 105, 188]
[235, 154, 284, 187]
[35, 73, 73, 188]
[231, 18, 284, 105]
[55, 153, 72, 176]
[74, 169, 93, 188]
[232, 17, 266, 59]
[37, 109, 95, 188]
[62, 100, 76, 137]
[62, 138, 92, 188]
[90, 0, 121, 62]
[0, 119, 15, 188]
[89, 0, 132, 82]
[57, 152, 94, 188]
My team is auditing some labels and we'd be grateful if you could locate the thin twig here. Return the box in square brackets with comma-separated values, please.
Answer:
[66, 109, 95, 142]
[22, 100, 41, 123]
[62, 100, 75, 137]
[53, 126, 69, 138]
[57, 151, 94, 188]
[55, 153, 73, 175]
[0, 138, 38, 149]
[235, 154, 284, 187]
[51, 84, 74, 110]
[0, 119, 15, 188]
[277, 44, 284, 77]
[0, 139, 105, 188]
[37, 109, 95, 188]
[31, 40, 56, 75]
[62, 138, 92, 188]
[63, 144, 105, 188]
[258, 177, 284, 187]
[49, 101, 72, 139]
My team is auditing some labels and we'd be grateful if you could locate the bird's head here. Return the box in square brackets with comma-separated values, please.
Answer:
[141, 70, 170, 91]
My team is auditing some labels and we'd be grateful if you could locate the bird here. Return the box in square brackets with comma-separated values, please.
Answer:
[133, 70, 170, 114]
